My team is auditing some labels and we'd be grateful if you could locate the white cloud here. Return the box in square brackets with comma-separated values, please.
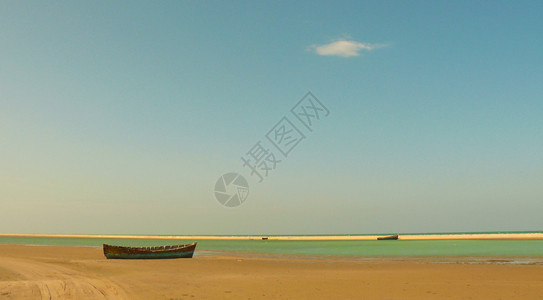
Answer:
[308, 39, 385, 58]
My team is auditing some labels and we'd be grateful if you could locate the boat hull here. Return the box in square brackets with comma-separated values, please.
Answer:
[377, 234, 399, 240]
[103, 242, 197, 259]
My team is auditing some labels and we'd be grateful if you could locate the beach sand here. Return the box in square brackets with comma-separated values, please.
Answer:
[270, 233, 543, 241]
[1, 244, 543, 299]
[2, 232, 543, 240]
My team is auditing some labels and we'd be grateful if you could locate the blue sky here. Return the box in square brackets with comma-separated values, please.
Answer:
[1, 1, 542, 234]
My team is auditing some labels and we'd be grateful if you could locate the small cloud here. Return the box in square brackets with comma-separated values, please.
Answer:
[308, 38, 386, 58]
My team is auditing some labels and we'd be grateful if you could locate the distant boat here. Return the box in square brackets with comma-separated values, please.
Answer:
[377, 234, 399, 240]
[103, 242, 197, 259]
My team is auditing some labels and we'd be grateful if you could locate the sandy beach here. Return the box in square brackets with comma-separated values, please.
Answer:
[2, 232, 543, 241]
[1, 244, 543, 299]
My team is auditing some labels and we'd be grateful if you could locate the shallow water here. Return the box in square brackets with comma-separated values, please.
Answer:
[2, 236, 543, 257]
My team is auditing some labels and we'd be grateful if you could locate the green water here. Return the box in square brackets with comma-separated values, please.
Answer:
[1, 236, 543, 257]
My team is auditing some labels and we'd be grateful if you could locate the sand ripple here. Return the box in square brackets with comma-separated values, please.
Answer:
[0, 257, 127, 299]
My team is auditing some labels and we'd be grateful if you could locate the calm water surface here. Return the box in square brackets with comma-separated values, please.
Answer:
[1, 235, 543, 257]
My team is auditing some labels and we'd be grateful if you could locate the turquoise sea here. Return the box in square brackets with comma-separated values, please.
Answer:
[1, 232, 543, 258]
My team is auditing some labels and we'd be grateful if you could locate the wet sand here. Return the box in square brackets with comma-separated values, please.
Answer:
[1, 244, 543, 299]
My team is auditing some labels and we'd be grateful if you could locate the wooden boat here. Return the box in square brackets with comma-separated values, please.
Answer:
[377, 234, 399, 240]
[103, 242, 197, 259]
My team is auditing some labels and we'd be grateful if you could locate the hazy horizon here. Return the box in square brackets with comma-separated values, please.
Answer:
[1, 1, 542, 235]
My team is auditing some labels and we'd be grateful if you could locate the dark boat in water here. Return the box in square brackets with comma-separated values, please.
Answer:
[377, 234, 399, 240]
[103, 242, 197, 259]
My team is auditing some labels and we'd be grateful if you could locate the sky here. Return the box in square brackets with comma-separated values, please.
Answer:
[1, 1, 542, 235]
